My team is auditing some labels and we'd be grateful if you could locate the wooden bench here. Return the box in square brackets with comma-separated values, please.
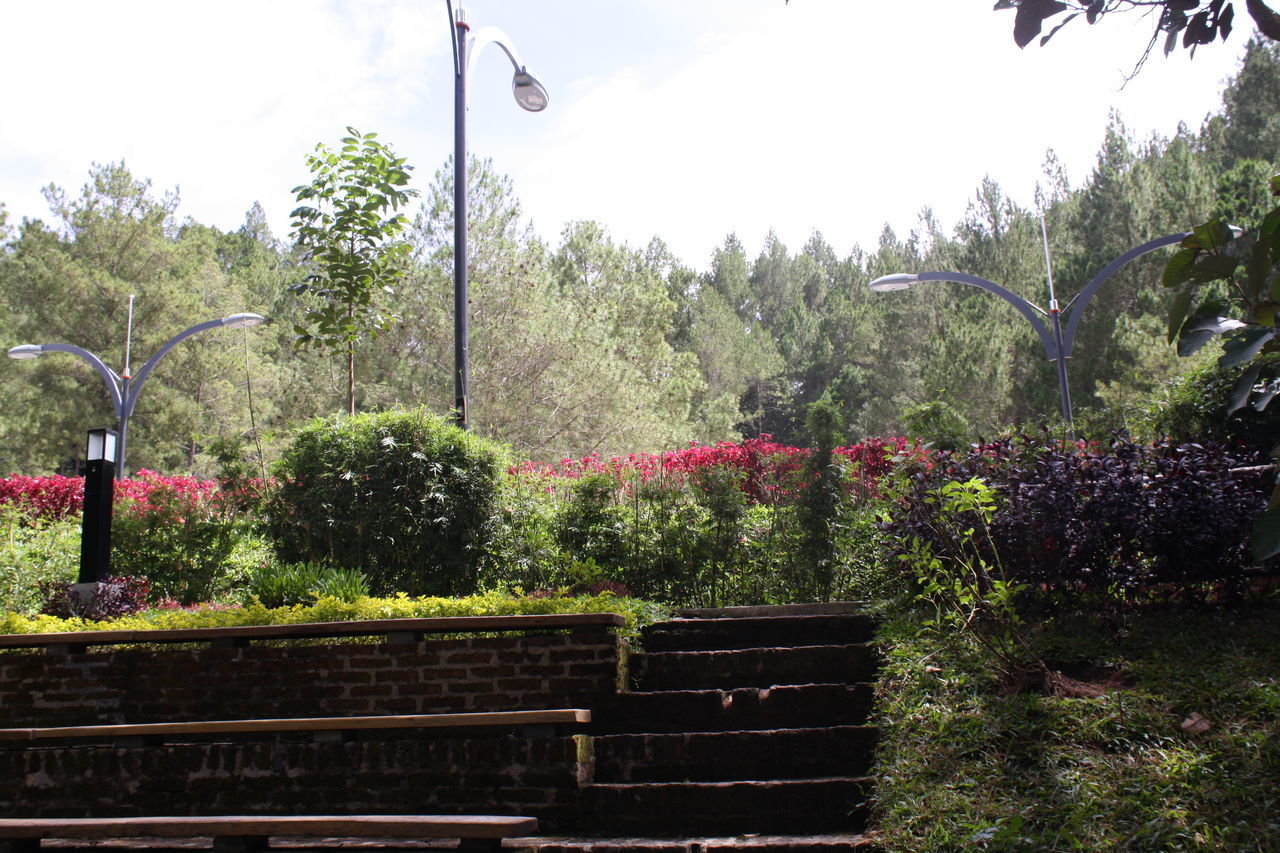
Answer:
[0, 709, 591, 747]
[0, 815, 537, 853]
[0, 613, 626, 655]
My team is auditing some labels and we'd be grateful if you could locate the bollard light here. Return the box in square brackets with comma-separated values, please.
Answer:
[80, 428, 118, 584]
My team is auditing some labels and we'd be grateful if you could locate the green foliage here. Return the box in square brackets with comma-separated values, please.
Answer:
[0, 506, 78, 614]
[554, 474, 630, 574]
[874, 605, 1280, 851]
[243, 562, 369, 608]
[1160, 172, 1280, 558]
[900, 393, 971, 451]
[110, 488, 246, 605]
[0, 589, 666, 642]
[270, 409, 507, 597]
[795, 396, 851, 600]
[1139, 354, 1280, 451]
[883, 477, 1040, 688]
[0, 163, 282, 475]
[290, 127, 417, 415]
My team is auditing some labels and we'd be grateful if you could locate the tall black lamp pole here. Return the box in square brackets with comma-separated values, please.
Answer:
[449, 3, 548, 430]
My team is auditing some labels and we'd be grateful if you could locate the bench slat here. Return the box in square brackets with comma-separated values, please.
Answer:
[0, 613, 624, 651]
[0, 709, 591, 742]
[0, 815, 538, 839]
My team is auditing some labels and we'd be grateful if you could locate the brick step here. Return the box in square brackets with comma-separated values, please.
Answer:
[673, 602, 871, 619]
[641, 614, 877, 653]
[579, 777, 872, 835]
[593, 683, 875, 733]
[512, 833, 881, 851]
[631, 645, 879, 691]
[590, 725, 878, 783]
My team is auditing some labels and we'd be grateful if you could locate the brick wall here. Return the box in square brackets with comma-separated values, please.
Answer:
[0, 629, 622, 727]
[0, 735, 589, 829]
[0, 627, 623, 829]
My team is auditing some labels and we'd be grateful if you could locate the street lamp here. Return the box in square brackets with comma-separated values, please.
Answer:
[869, 232, 1190, 433]
[7, 312, 265, 478]
[80, 428, 117, 584]
[449, 3, 548, 430]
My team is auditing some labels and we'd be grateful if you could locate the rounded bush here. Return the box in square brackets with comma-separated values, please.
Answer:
[270, 409, 508, 596]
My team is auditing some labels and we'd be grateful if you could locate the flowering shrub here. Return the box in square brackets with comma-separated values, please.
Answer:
[487, 435, 922, 607]
[512, 435, 922, 502]
[0, 471, 267, 523]
[111, 473, 250, 604]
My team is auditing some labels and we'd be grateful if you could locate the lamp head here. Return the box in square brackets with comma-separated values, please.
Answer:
[221, 313, 266, 328]
[86, 428, 118, 463]
[512, 68, 548, 112]
[7, 344, 44, 359]
[869, 273, 919, 293]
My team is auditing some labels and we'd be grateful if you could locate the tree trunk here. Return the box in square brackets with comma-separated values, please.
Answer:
[347, 339, 356, 416]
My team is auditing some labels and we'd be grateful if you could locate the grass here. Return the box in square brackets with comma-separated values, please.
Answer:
[871, 603, 1280, 852]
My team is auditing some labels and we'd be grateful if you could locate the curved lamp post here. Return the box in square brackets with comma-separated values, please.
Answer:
[869, 232, 1189, 434]
[450, 4, 548, 430]
[7, 312, 265, 478]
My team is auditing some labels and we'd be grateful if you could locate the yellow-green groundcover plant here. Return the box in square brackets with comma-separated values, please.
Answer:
[0, 590, 665, 641]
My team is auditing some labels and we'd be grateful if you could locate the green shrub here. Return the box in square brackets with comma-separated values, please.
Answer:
[554, 474, 631, 578]
[0, 506, 79, 614]
[270, 409, 508, 596]
[244, 562, 370, 607]
[110, 485, 244, 605]
[900, 393, 971, 451]
[1138, 354, 1280, 452]
[479, 474, 563, 593]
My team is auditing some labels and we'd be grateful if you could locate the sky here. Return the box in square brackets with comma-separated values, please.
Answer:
[0, 1, 1258, 271]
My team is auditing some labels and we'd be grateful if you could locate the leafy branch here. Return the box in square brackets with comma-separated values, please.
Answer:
[289, 127, 418, 415]
[1163, 173, 1280, 558]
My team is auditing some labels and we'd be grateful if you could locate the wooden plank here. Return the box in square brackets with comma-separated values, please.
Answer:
[0, 815, 538, 840]
[0, 709, 591, 742]
[0, 613, 625, 651]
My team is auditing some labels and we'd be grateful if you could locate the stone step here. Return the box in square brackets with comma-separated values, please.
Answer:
[580, 777, 873, 836]
[593, 683, 875, 733]
[631, 645, 879, 692]
[641, 614, 877, 652]
[590, 725, 878, 783]
[511, 833, 881, 851]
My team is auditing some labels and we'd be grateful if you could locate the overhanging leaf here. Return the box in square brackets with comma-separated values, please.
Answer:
[1013, 0, 1069, 47]
[1255, 379, 1280, 411]
[1226, 363, 1262, 414]
[1178, 305, 1244, 356]
[1162, 247, 1198, 288]
[1189, 252, 1240, 283]
[1167, 288, 1195, 343]
[1191, 218, 1235, 251]
[1040, 12, 1079, 44]
[1250, 501, 1280, 562]
[1218, 327, 1274, 368]
[1253, 300, 1280, 327]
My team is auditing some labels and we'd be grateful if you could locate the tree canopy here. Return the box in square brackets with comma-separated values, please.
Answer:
[0, 40, 1276, 473]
